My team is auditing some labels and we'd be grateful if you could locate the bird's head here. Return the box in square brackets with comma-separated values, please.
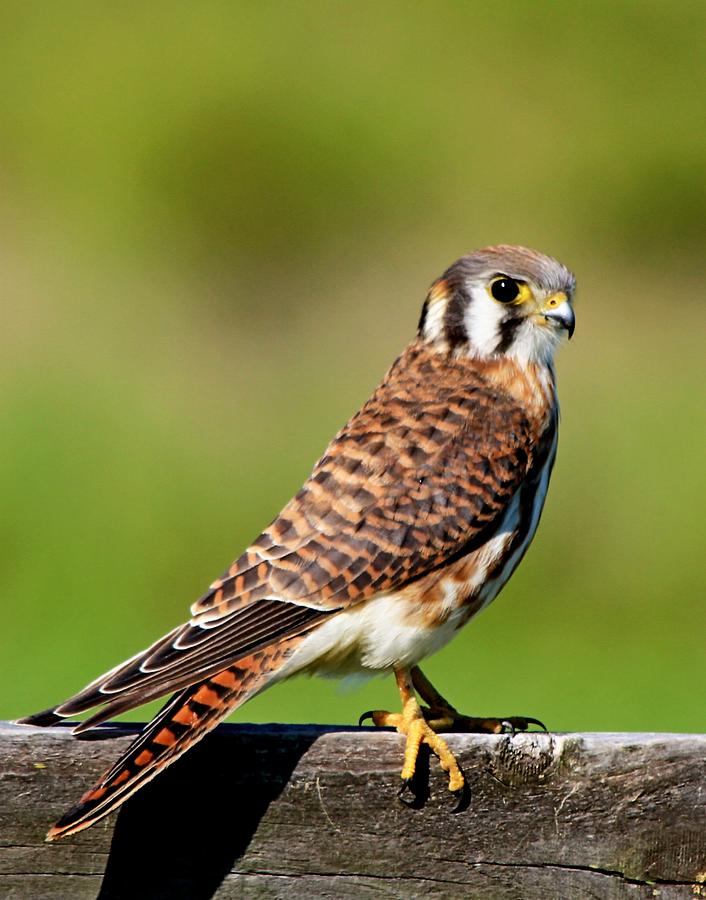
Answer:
[418, 245, 576, 366]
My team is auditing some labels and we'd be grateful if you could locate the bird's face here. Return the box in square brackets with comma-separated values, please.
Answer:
[419, 245, 576, 366]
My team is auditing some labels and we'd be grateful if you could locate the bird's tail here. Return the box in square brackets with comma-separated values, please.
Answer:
[42, 640, 297, 841]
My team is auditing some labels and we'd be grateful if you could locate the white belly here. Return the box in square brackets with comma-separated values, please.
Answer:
[278, 591, 469, 680]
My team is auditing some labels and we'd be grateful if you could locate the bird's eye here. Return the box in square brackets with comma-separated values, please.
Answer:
[490, 277, 521, 303]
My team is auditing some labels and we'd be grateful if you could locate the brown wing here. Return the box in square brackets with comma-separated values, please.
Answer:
[25, 341, 550, 728]
[196, 342, 544, 613]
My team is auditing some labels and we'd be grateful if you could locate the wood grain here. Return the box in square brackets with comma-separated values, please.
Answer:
[1, 723, 704, 899]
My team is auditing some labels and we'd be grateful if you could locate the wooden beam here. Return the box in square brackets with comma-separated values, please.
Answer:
[0, 723, 704, 898]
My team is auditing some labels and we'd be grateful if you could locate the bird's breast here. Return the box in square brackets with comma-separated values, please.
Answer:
[278, 501, 530, 679]
[279, 426, 557, 681]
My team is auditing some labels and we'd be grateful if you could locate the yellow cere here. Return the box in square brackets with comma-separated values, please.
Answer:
[542, 291, 568, 311]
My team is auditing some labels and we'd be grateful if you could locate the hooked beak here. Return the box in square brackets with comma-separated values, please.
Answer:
[543, 293, 575, 339]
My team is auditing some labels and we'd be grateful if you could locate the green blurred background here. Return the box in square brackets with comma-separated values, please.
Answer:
[1, 2, 704, 732]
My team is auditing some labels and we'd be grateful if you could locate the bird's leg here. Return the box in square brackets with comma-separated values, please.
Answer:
[360, 666, 465, 793]
[411, 665, 547, 735]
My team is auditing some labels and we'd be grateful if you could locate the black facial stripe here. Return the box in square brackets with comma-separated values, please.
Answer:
[443, 288, 468, 348]
[495, 313, 522, 354]
[417, 297, 430, 335]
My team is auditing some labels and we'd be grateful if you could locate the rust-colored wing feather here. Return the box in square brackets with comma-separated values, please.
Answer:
[201, 344, 544, 611]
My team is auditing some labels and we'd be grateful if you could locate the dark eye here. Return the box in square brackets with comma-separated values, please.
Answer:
[490, 277, 520, 303]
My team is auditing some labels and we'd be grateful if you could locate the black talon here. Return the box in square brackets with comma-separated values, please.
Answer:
[397, 778, 415, 805]
[525, 716, 548, 732]
[451, 781, 471, 814]
[501, 716, 548, 734]
[358, 711, 374, 726]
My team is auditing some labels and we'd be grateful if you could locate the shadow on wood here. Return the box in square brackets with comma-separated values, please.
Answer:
[97, 726, 321, 899]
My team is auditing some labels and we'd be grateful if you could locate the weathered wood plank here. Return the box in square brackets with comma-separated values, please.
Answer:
[0, 723, 704, 899]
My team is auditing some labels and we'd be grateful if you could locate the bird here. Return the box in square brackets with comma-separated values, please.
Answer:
[18, 244, 576, 840]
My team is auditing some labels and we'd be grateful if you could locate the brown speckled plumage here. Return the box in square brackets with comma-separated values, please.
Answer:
[19, 244, 576, 838]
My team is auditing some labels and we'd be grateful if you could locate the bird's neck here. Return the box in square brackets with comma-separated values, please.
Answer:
[479, 355, 557, 423]
[409, 338, 557, 428]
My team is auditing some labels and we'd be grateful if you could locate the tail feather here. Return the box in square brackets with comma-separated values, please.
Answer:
[17, 708, 64, 728]
[44, 639, 301, 841]
[16, 604, 325, 729]
[55, 599, 317, 711]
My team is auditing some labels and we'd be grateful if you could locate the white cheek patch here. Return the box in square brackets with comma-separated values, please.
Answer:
[506, 317, 561, 366]
[423, 298, 448, 343]
[464, 287, 505, 358]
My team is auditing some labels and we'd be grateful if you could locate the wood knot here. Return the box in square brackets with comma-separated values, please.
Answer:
[487, 733, 560, 787]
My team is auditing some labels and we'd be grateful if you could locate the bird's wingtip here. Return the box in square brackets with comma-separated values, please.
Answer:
[45, 802, 98, 841]
[45, 822, 77, 842]
[15, 708, 64, 728]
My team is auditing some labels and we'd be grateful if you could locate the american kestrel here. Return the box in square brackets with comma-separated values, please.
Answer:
[19, 245, 576, 840]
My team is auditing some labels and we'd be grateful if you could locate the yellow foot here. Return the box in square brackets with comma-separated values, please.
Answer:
[359, 666, 548, 804]
[359, 699, 465, 795]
